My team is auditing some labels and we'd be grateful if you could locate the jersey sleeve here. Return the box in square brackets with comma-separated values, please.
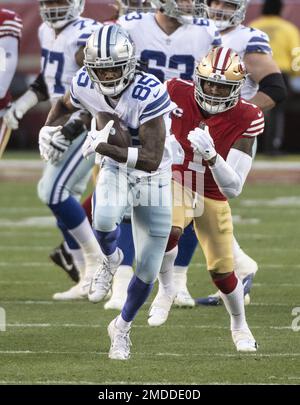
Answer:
[73, 18, 102, 48]
[139, 78, 177, 125]
[242, 106, 265, 137]
[193, 18, 222, 47]
[245, 27, 272, 55]
[0, 9, 23, 41]
[70, 68, 87, 109]
[117, 12, 144, 30]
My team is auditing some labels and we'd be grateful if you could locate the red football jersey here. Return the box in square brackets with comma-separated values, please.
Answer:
[0, 9, 22, 111]
[167, 78, 264, 201]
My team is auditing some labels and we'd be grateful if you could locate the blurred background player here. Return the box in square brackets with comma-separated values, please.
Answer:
[4, 0, 103, 300]
[102, 0, 221, 310]
[171, 0, 287, 308]
[0, 8, 22, 153]
[250, 0, 300, 155]
[149, 47, 261, 354]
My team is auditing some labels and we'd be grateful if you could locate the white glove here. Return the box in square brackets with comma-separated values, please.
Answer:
[82, 117, 114, 159]
[48, 130, 71, 164]
[4, 90, 39, 130]
[38, 126, 62, 162]
[187, 125, 216, 161]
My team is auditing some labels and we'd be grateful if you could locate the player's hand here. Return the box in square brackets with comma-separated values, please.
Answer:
[48, 131, 71, 164]
[3, 103, 24, 130]
[82, 118, 114, 159]
[3, 90, 39, 130]
[187, 126, 216, 161]
[38, 126, 62, 162]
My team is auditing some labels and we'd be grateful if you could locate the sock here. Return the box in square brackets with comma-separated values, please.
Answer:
[109, 265, 133, 301]
[96, 226, 121, 256]
[121, 275, 154, 322]
[118, 222, 135, 266]
[233, 236, 242, 257]
[115, 314, 131, 331]
[158, 246, 178, 296]
[65, 243, 85, 279]
[82, 194, 92, 225]
[175, 222, 198, 267]
[173, 265, 188, 291]
[57, 218, 80, 250]
[69, 217, 102, 276]
[214, 273, 247, 331]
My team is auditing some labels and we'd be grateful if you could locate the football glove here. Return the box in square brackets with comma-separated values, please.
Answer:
[82, 118, 114, 159]
[4, 90, 39, 130]
[48, 131, 71, 164]
[187, 126, 216, 161]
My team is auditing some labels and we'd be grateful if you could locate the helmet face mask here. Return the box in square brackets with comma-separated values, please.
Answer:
[84, 25, 137, 97]
[151, 0, 194, 23]
[39, 0, 85, 29]
[195, 0, 248, 31]
[194, 46, 246, 114]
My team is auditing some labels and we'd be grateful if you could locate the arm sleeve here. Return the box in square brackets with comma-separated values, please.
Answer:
[209, 148, 253, 199]
[0, 36, 18, 98]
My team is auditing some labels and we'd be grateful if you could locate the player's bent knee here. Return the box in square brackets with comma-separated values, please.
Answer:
[37, 178, 51, 204]
[166, 226, 182, 252]
[208, 256, 234, 276]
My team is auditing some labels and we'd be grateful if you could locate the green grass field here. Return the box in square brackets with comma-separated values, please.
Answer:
[0, 161, 300, 385]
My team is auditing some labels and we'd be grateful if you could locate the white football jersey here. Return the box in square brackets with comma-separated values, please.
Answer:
[38, 17, 101, 101]
[118, 12, 221, 82]
[70, 68, 176, 175]
[222, 25, 272, 100]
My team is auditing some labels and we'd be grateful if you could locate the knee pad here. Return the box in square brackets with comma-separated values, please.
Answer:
[166, 227, 182, 252]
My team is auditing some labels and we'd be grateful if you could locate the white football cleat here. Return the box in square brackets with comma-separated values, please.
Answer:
[232, 327, 258, 352]
[174, 289, 195, 307]
[107, 317, 131, 360]
[148, 293, 174, 327]
[88, 248, 124, 303]
[52, 282, 86, 301]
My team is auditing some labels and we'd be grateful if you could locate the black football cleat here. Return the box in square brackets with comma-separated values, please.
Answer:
[49, 243, 80, 283]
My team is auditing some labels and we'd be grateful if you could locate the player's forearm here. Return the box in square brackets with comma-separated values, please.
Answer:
[209, 150, 252, 199]
[248, 91, 275, 112]
[45, 97, 74, 126]
[96, 144, 161, 172]
[96, 143, 128, 164]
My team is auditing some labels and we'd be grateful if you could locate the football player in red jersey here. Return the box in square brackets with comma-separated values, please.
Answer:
[0, 8, 22, 156]
[149, 46, 263, 352]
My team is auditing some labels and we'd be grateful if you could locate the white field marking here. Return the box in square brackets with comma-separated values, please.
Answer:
[0, 350, 299, 358]
[0, 380, 188, 385]
[1, 301, 57, 305]
[5, 323, 294, 330]
[253, 283, 300, 288]
[0, 246, 52, 251]
[0, 217, 55, 227]
[0, 262, 53, 267]
[252, 161, 300, 170]
[241, 196, 300, 207]
[189, 262, 300, 269]
[232, 215, 260, 225]
[0, 208, 47, 213]
[0, 231, 53, 237]
[0, 281, 60, 285]
[0, 160, 43, 170]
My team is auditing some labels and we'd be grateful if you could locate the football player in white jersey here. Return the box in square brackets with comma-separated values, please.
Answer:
[101, 0, 221, 311]
[161, 0, 288, 310]
[4, 0, 103, 300]
[40, 24, 175, 360]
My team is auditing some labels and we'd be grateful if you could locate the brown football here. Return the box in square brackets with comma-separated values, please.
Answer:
[95, 112, 132, 147]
